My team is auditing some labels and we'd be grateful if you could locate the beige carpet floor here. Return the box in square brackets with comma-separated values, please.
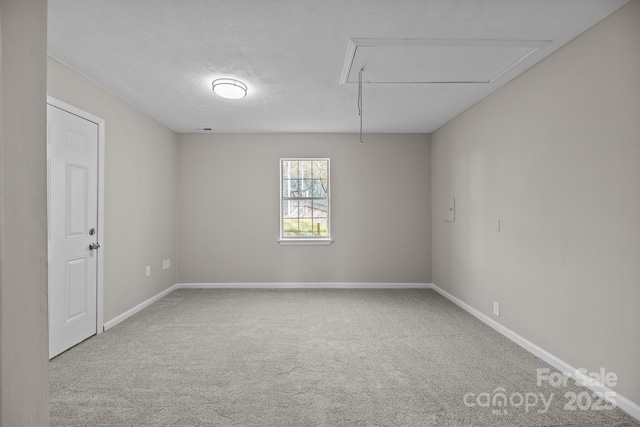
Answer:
[50, 289, 639, 426]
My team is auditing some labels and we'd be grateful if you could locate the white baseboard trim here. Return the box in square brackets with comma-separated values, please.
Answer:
[430, 283, 640, 422]
[176, 282, 433, 289]
[103, 284, 179, 331]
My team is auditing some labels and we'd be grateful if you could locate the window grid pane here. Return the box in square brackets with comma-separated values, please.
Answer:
[281, 159, 329, 239]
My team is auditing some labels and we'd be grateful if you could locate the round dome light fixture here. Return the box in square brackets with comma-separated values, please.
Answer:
[212, 78, 248, 100]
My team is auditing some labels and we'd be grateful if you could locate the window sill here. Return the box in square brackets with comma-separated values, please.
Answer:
[278, 238, 333, 246]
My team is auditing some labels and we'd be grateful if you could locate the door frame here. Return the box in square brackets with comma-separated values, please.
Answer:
[47, 96, 105, 335]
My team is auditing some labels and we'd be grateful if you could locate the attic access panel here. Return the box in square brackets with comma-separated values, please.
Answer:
[340, 38, 551, 84]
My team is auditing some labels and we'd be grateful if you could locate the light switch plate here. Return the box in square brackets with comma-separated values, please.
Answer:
[145, 265, 151, 277]
[443, 197, 455, 222]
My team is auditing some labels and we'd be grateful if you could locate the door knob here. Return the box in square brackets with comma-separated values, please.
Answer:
[89, 243, 101, 250]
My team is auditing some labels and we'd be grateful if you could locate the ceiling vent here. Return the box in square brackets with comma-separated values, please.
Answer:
[340, 38, 551, 84]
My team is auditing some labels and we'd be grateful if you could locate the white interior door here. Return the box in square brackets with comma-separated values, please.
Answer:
[47, 104, 100, 358]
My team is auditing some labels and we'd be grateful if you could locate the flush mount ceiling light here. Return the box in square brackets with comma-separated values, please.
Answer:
[212, 78, 248, 99]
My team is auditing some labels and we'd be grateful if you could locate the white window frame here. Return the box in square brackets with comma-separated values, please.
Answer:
[278, 158, 332, 245]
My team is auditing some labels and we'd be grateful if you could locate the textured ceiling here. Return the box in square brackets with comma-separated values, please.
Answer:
[48, 1, 628, 134]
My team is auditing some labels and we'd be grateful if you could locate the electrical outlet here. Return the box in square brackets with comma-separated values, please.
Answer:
[163, 259, 171, 270]
[493, 301, 500, 317]
[145, 265, 151, 277]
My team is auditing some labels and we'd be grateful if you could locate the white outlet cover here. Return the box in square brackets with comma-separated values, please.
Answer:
[493, 302, 500, 316]
[145, 265, 151, 277]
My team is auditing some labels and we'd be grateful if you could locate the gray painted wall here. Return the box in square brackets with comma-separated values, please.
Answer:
[178, 133, 431, 284]
[431, 0, 640, 405]
[0, 0, 50, 425]
[47, 58, 179, 322]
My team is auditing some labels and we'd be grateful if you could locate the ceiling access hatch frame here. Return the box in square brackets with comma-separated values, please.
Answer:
[340, 38, 551, 85]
